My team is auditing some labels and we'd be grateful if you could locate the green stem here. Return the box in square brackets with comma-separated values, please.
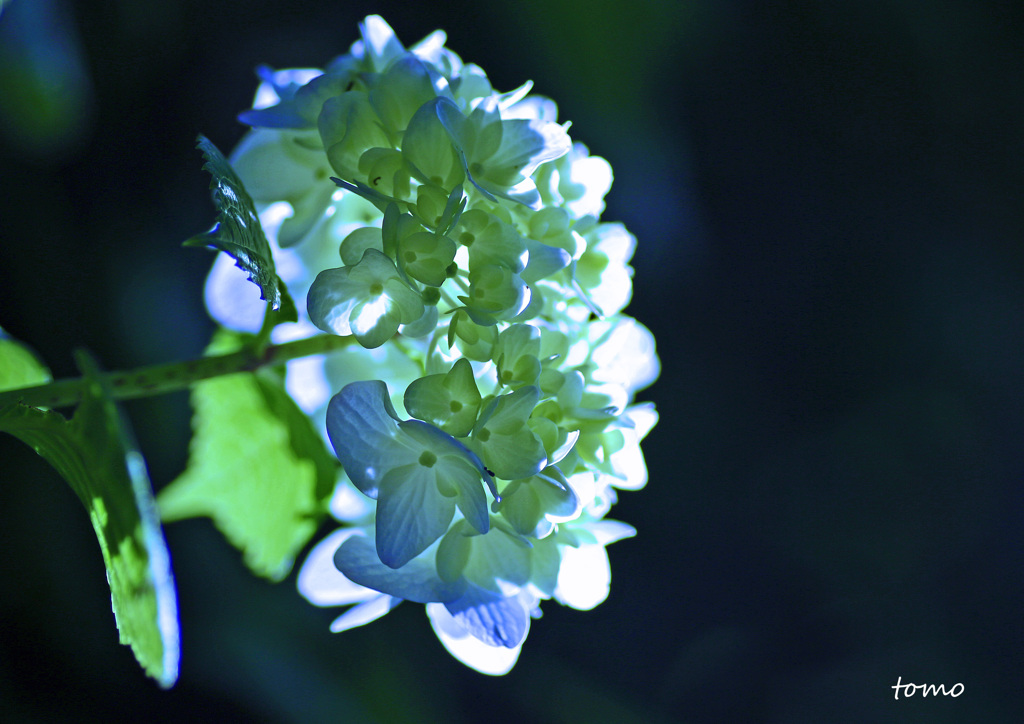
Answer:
[0, 334, 353, 410]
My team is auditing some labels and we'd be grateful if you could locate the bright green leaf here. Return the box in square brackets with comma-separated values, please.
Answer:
[0, 352, 179, 687]
[185, 134, 284, 310]
[0, 326, 51, 392]
[159, 368, 336, 581]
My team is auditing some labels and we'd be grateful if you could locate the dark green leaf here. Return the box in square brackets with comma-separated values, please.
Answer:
[0, 352, 180, 687]
[273, 279, 299, 325]
[185, 134, 283, 310]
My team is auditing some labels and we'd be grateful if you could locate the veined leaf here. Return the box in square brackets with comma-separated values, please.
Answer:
[0, 352, 180, 687]
[159, 357, 336, 581]
[185, 134, 283, 310]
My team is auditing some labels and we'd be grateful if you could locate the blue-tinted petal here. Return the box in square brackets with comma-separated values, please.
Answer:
[238, 104, 307, 129]
[253, 65, 321, 106]
[426, 602, 525, 675]
[489, 118, 572, 180]
[399, 419, 497, 500]
[325, 380, 409, 497]
[450, 466, 489, 535]
[434, 96, 467, 145]
[521, 238, 571, 283]
[334, 533, 466, 602]
[444, 585, 529, 648]
[375, 463, 456, 568]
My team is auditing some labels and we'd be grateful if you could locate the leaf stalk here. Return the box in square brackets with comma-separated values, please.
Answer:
[0, 334, 352, 409]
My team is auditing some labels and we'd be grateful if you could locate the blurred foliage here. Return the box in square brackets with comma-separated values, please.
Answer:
[0, 0, 94, 157]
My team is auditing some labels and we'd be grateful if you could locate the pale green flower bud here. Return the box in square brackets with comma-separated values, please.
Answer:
[493, 324, 542, 389]
[403, 357, 482, 437]
[469, 386, 547, 480]
[455, 208, 528, 272]
[319, 93, 393, 182]
[307, 249, 424, 348]
[462, 264, 531, 324]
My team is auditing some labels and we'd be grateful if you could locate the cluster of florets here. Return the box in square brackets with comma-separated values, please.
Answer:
[206, 15, 658, 674]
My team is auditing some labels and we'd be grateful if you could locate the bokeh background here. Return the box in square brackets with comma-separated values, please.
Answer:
[1, 1, 1022, 721]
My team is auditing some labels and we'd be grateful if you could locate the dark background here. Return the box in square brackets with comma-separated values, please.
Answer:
[1, 1, 1022, 721]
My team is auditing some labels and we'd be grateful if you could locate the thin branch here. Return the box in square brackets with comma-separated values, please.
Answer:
[0, 334, 353, 410]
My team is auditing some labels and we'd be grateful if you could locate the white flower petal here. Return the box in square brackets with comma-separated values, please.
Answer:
[297, 528, 378, 607]
[329, 595, 401, 633]
[589, 519, 636, 546]
[626, 402, 659, 440]
[564, 150, 612, 219]
[589, 318, 660, 393]
[554, 542, 611, 611]
[503, 95, 556, 121]
[329, 476, 375, 521]
[283, 354, 330, 416]
[607, 427, 648, 491]
[426, 603, 524, 676]
[358, 15, 405, 71]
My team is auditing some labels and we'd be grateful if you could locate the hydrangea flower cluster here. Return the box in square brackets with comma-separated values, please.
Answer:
[207, 15, 659, 674]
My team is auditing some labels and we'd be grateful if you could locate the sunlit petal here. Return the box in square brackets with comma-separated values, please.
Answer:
[298, 528, 378, 607]
[427, 603, 525, 676]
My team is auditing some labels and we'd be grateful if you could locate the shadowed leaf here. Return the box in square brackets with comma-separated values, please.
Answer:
[185, 134, 284, 311]
[0, 351, 179, 687]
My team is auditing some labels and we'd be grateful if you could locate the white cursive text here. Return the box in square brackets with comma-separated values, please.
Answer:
[892, 676, 964, 700]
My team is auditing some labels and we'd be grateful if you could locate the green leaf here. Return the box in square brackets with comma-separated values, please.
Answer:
[159, 365, 336, 581]
[0, 326, 52, 392]
[185, 134, 283, 310]
[0, 352, 180, 687]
